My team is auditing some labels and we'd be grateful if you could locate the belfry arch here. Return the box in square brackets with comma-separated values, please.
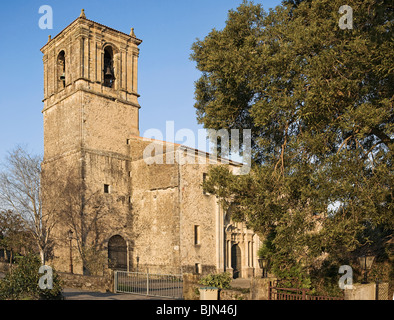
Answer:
[103, 45, 116, 88]
[57, 50, 66, 89]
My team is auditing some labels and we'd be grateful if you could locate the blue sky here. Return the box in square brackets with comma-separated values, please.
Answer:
[0, 0, 282, 161]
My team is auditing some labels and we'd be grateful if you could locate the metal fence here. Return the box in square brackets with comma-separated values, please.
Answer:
[376, 280, 390, 300]
[269, 281, 344, 300]
[114, 271, 183, 299]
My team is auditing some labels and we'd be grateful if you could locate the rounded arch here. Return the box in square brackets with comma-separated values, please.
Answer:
[102, 42, 119, 54]
[102, 45, 117, 88]
[104, 45, 114, 58]
[108, 235, 127, 270]
[57, 49, 66, 60]
[57, 50, 66, 89]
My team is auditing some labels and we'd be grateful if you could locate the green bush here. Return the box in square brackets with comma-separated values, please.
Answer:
[0, 253, 63, 300]
[198, 272, 232, 289]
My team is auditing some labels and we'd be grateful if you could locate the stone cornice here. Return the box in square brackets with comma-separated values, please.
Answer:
[42, 86, 141, 113]
[42, 147, 132, 165]
[41, 16, 142, 53]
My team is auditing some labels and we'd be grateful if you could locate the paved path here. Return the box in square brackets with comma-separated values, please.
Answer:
[62, 288, 176, 300]
[3, 271, 174, 300]
[2, 271, 174, 300]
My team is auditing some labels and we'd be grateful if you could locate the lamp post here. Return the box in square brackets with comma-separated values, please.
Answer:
[68, 230, 74, 274]
[358, 254, 375, 284]
[258, 257, 269, 278]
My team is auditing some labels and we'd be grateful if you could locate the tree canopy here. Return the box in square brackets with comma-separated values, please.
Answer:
[191, 0, 393, 288]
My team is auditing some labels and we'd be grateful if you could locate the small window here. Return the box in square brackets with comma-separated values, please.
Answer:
[202, 173, 209, 195]
[104, 184, 110, 194]
[195, 263, 201, 274]
[194, 225, 200, 245]
[126, 139, 130, 145]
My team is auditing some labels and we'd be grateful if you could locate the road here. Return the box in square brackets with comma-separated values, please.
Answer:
[62, 288, 176, 300]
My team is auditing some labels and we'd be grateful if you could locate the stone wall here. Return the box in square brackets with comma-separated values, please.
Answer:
[179, 159, 220, 274]
[183, 273, 202, 300]
[219, 288, 249, 300]
[182, 274, 271, 300]
[130, 145, 182, 274]
[249, 277, 276, 300]
[59, 271, 114, 293]
[344, 282, 390, 300]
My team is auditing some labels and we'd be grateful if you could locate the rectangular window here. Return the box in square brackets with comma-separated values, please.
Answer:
[194, 225, 200, 245]
[202, 173, 208, 195]
[104, 184, 110, 194]
[126, 139, 130, 145]
[195, 263, 201, 274]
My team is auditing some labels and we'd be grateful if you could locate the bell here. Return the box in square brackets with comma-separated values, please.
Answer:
[104, 66, 114, 80]
[60, 73, 65, 81]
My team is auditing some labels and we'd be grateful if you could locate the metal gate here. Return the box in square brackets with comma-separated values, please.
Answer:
[114, 271, 183, 299]
[375, 280, 390, 300]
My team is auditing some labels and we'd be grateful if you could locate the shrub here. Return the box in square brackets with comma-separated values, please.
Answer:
[198, 272, 232, 289]
[0, 253, 63, 300]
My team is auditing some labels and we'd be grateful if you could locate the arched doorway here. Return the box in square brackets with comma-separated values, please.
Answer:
[231, 244, 242, 279]
[108, 235, 127, 270]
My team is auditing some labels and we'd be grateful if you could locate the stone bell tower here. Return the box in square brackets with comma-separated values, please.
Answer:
[41, 10, 142, 274]
[41, 9, 142, 160]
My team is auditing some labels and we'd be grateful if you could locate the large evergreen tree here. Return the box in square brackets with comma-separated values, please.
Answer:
[191, 0, 393, 288]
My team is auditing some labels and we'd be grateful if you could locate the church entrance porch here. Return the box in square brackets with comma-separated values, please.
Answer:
[224, 220, 260, 279]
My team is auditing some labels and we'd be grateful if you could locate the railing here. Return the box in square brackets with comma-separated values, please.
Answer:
[269, 282, 344, 300]
[114, 271, 183, 299]
[269, 286, 308, 300]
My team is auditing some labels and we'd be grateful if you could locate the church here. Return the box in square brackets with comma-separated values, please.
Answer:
[41, 10, 261, 279]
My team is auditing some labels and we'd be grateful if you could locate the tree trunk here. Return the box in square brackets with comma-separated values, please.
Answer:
[39, 248, 45, 265]
[9, 250, 13, 268]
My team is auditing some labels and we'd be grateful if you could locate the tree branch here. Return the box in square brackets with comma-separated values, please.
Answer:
[371, 127, 393, 150]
